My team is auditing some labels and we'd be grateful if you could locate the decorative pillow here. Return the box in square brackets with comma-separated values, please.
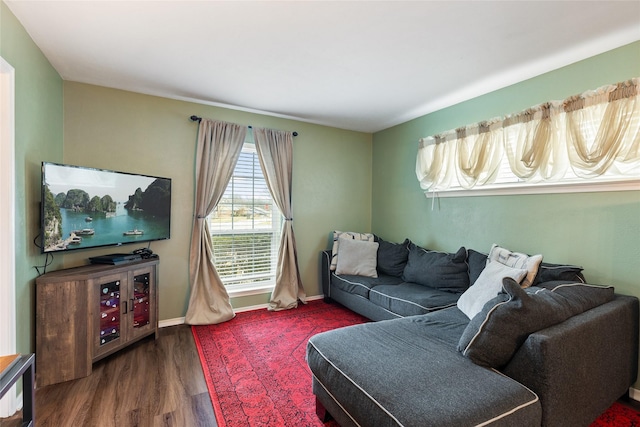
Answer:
[458, 277, 615, 368]
[375, 236, 410, 277]
[538, 281, 614, 309]
[456, 261, 527, 319]
[466, 249, 488, 286]
[401, 244, 469, 293]
[330, 231, 375, 271]
[488, 244, 543, 288]
[533, 262, 585, 285]
[335, 237, 379, 278]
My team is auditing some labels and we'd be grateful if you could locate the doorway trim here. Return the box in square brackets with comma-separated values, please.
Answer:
[0, 55, 17, 416]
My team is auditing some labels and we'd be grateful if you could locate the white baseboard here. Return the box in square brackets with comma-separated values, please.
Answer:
[158, 295, 325, 328]
[158, 317, 185, 328]
[629, 387, 640, 401]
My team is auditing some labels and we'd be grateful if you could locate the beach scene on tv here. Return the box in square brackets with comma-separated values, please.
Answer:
[42, 164, 171, 253]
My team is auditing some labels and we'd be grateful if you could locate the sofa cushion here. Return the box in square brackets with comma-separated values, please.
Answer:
[330, 230, 375, 271]
[335, 237, 379, 278]
[402, 244, 469, 293]
[488, 244, 543, 288]
[369, 282, 459, 317]
[533, 262, 585, 285]
[456, 261, 527, 320]
[458, 277, 615, 368]
[467, 248, 488, 285]
[307, 315, 542, 427]
[539, 281, 614, 309]
[412, 307, 472, 348]
[375, 236, 410, 277]
[331, 273, 403, 299]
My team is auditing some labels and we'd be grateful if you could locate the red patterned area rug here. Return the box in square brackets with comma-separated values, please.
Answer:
[192, 300, 638, 427]
[191, 299, 367, 427]
[591, 401, 640, 427]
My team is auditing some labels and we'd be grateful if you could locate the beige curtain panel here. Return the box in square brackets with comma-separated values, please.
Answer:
[565, 80, 640, 177]
[503, 103, 567, 181]
[456, 124, 504, 189]
[416, 78, 640, 191]
[185, 119, 246, 325]
[253, 127, 306, 311]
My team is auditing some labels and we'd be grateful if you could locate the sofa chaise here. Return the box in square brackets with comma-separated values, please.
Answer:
[307, 235, 639, 426]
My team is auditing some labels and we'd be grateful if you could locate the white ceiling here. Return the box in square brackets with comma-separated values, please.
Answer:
[5, 1, 640, 133]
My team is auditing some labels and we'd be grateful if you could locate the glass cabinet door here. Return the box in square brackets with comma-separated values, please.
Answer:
[99, 280, 121, 346]
[90, 262, 157, 364]
[132, 272, 150, 329]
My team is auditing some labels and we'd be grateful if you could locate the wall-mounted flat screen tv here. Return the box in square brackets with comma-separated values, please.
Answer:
[41, 162, 171, 253]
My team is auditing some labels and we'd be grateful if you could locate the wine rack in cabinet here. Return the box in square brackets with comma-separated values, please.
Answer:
[35, 258, 159, 387]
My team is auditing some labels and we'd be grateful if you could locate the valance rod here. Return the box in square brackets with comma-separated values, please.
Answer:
[189, 115, 298, 136]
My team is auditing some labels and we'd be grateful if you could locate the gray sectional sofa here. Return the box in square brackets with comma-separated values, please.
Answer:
[307, 238, 639, 426]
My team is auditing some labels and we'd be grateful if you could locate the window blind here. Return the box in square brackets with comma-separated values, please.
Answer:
[208, 142, 282, 287]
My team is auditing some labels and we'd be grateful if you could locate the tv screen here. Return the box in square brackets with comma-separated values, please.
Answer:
[41, 162, 171, 253]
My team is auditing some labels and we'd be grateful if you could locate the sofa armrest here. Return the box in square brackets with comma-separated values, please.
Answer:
[503, 294, 639, 427]
[320, 250, 332, 299]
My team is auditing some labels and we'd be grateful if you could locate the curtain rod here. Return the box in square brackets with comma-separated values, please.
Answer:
[189, 115, 298, 137]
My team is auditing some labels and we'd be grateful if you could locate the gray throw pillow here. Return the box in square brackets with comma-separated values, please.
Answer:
[533, 262, 585, 285]
[375, 237, 410, 277]
[401, 244, 469, 293]
[458, 277, 614, 368]
[466, 249, 488, 286]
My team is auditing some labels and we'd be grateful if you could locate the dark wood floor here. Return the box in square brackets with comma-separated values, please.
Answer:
[0, 325, 217, 427]
[2, 325, 639, 426]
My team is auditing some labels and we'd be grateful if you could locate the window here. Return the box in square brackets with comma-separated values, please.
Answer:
[208, 138, 283, 289]
[416, 79, 640, 197]
[450, 108, 639, 195]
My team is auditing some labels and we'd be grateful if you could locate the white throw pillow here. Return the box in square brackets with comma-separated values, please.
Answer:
[330, 230, 375, 271]
[488, 244, 543, 288]
[335, 237, 379, 278]
[457, 261, 528, 319]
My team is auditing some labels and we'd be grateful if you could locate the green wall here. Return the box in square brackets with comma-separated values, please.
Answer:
[4, 0, 639, 390]
[372, 42, 640, 386]
[62, 82, 372, 320]
[2, 0, 371, 355]
[372, 42, 640, 312]
[1, 1, 64, 355]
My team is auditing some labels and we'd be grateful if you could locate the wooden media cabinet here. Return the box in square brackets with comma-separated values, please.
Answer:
[35, 258, 159, 387]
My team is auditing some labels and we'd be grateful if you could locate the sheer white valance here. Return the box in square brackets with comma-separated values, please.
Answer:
[416, 78, 640, 193]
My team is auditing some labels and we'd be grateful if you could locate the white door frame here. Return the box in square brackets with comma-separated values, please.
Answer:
[0, 55, 17, 417]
